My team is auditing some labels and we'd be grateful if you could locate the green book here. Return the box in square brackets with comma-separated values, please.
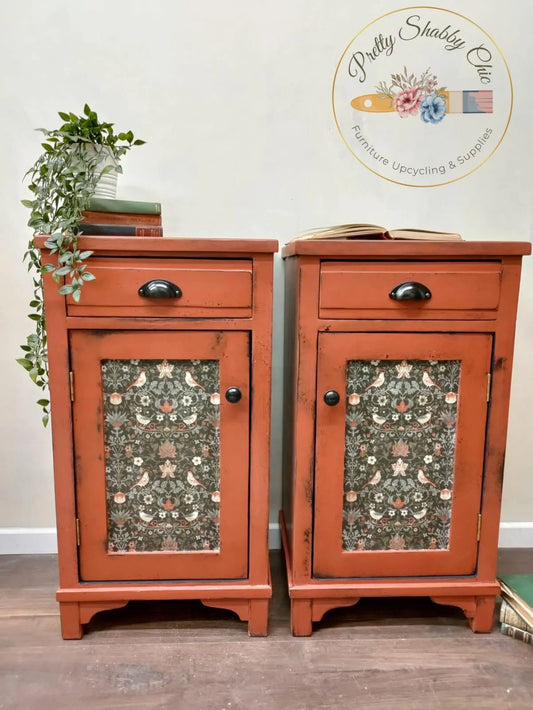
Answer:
[87, 197, 161, 215]
[499, 574, 533, 628]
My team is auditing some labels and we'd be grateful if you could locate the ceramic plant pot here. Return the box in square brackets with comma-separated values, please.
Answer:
[85, 145, 119, 198]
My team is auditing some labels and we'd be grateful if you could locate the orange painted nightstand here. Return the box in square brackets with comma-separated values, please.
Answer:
[37, 236, 277, 638]
[281, 239, 530, 636]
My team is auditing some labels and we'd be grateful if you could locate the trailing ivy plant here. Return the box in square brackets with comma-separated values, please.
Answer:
[18, 105, 145, 425]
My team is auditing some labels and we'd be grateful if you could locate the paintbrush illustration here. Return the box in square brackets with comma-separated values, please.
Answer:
[351, 90, 493, 114]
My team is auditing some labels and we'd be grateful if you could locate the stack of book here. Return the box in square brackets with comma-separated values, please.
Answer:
[80, 197, 163, 237]
[498, 574, 533, 645]
[290, 223, 462, 242]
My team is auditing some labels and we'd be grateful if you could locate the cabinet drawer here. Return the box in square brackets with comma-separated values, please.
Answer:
[67, 257, 253, 317]
[319, 261, 502, 319]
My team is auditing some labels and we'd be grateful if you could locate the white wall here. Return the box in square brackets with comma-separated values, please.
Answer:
[0, 1, 531, 546]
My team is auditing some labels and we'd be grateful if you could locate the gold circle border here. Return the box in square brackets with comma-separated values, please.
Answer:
[332, 5, 513, 188]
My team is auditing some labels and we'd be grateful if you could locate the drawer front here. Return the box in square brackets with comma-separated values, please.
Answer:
[319, 261, 502, 319]
[67, 257, 253, 317]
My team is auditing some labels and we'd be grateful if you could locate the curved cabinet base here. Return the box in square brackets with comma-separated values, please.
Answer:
[59, 601, 129, 640]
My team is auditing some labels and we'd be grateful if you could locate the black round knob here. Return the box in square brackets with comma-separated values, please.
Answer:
[225, 387, 242, 403]
[324, 390, 341, 406]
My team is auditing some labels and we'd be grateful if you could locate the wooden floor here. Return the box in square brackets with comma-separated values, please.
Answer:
[1, 550, 532, 709]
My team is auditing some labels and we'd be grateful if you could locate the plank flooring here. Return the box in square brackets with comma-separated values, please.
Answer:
[1, 549, 532, 709]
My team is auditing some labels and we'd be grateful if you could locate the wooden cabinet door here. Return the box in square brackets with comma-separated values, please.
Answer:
[70, 330, 250, 581]
[313, 332, 492, 578]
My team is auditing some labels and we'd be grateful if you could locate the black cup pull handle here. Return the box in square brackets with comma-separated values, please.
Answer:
[138, 279, 182, 299]
[389, 281, 431, 301]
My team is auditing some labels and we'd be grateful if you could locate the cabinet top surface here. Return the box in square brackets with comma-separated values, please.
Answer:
[34, 235, 278, 256]
[282, 239, 531, 259]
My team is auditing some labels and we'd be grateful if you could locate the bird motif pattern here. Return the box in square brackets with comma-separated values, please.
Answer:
[102, 358, 221, 553]
[343, 358, 460, 552]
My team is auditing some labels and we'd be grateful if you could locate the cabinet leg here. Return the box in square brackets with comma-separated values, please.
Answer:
[291, 599, 313, 636]
[59, 602, 83, 640]
[469, 595, 496, 633]
[202, 598, 269, 636]
[431, 594, 496, 633]
[247, 599, 269, 637]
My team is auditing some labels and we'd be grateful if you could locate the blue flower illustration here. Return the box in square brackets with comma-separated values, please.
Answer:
[420, 93, 447, 124]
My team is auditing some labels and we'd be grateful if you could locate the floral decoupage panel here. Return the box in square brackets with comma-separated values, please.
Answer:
[343, 359, 461, 552]
[101, 358, 221, 553]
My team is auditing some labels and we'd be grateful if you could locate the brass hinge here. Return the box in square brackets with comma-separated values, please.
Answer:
[69, 371, 74, 402]
[75, 518, 81, 546]
[486, 373, 492, 402]
[477, 514, 482, 542]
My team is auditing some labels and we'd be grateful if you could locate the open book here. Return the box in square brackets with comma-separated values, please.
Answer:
[291, 223, 463, 242]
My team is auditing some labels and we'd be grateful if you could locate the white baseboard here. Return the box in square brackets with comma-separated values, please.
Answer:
[269, 523, 281, 550]
[0, 528, 58, 554]
[0, 523, 532, 554]
[497, 522, 533, 548]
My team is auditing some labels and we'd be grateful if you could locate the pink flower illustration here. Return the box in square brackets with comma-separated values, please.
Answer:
[376, 68, 447, 123]
[158, 440, 177, 458]
[389, 534, 406, 550]
[394, 88, 423, 117]
[392, 458, 408, 476]
[159, 459, 177, 478]
[395, 361, 412, 378]
[392, 440, 409, 457]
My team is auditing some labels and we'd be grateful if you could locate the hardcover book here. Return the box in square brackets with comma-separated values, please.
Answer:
[499, 575, 533, 628]
[79, 223, 163, 237]
[81, 210, 162, 226]
[500, 622, 533, 645]
[290, 223, 462, 242]
[87, 197, 161, 215]
[499, 598, 533, 633]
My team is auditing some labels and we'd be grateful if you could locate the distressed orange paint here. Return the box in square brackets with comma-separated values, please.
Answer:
[36, 235, 277, 639]
[281, 239, 530, 636]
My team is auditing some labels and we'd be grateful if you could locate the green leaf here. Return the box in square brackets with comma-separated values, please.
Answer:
[37, 399, 50, 407]
[42, 413, 50, 427]
[58, 284, 74, 295]
[16, 358, 33, 370]
[72, 288, 82, 302]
